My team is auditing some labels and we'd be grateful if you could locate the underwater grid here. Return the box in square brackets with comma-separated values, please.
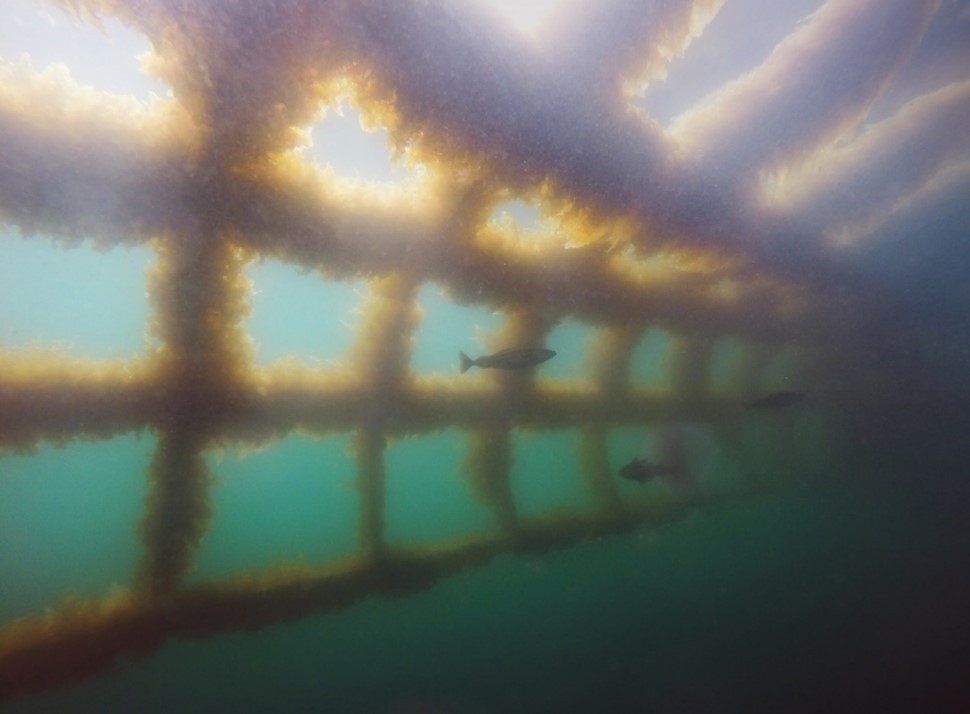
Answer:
[2, 0, 961, 702]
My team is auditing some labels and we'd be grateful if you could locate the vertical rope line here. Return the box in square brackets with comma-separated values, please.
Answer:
[669, 334, 713, 406]
[348, 273, 420, 560]
[465, 426, 518, 537]
[136, 229, 252, 596]
[354, 426, 386, 561]
[578, 425, 622, 516]
[138, 428, 211, 595]
[579, 324, 641, 513]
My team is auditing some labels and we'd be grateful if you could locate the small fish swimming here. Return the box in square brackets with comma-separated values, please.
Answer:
[619, 457, 675, 483]
[743, 391, 805, 409]
[620, 424, 692, 487]
[459, 348, 556, 373]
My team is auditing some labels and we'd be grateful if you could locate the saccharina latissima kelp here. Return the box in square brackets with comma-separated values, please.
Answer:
[2, 0, 968, 701]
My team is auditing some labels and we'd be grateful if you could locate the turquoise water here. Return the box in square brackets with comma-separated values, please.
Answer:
[3, 234, 969, 711]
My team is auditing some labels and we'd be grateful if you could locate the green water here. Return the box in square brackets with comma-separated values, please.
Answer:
[6, 460, 967, 712]
[3, 237, 969, 711]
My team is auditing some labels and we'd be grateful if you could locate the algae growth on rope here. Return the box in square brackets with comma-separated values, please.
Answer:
[2, 0, 969, 704]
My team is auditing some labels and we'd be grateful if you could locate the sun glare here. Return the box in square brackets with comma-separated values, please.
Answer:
[475, 0, 566, 36]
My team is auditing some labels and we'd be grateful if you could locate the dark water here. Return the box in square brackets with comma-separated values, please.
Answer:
[6, 433, 969, 712]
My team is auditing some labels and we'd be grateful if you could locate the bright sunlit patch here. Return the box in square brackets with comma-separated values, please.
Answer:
[473, 0, 567, 37]
[302, 99, 417, 184]
[488, 199, 542, 234]
[484, 199, 572, 252]
[634, 0, 826, 126]
[0, 0, 167, 100]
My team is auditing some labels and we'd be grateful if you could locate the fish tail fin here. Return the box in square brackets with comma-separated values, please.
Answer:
[459, 351, 474, 374]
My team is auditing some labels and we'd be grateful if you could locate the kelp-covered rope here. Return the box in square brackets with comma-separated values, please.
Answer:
[1, 0, 963, 700]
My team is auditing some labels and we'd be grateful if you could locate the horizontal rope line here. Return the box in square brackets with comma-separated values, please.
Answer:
[0, 486, 761, 702]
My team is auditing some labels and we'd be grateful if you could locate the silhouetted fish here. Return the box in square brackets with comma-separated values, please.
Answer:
[743, 391, 805, 409]
[459, 348, 556, 373]
[618, 457, 674, 483]
[620, 424, 694, 488]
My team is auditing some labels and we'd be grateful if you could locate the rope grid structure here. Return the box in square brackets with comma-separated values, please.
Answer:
[1, 0, 967, 700]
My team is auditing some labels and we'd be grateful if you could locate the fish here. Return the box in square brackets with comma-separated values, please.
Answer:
[618, 457, 675, 483]
[742, 391, 805, 409]
[459, 347, 556, 373]
[620, 424, 692, 486]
